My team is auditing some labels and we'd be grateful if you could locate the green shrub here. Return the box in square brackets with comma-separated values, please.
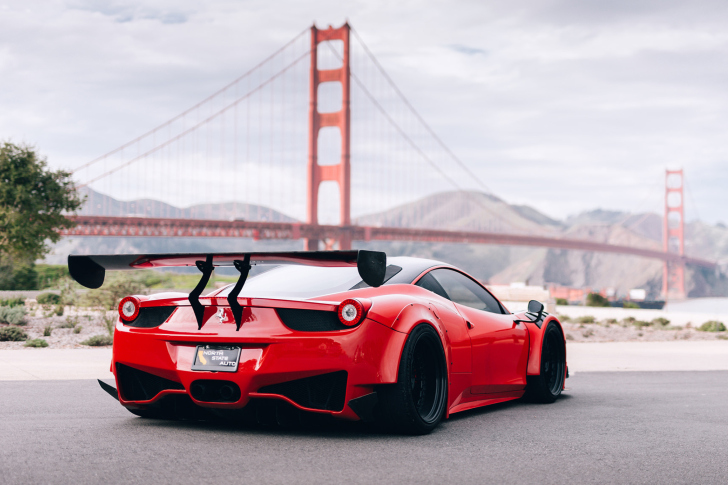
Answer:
[24, 338, 48, 348]
[633, 320, 651, 328]
[0, 306, 27, 325]
[81, 334, 113, 346]
[102, 314, 115, 336]
[53, 304, 64, 316]
[577, 315, 596, 324]
[0, 326, 28, 341]
[623, 301, 640, 309]
[0, 297, 25, 307]
[698, 321, 726, 332]
[57, 316, 77, 329]
[80, 273, 145, 310]
[35, 264, 69, 290]
[557, 314, 572, 322]
[73, 325, 82, 334]
[604, 318, 618, 325]
[651, 317, 670, 327]
[586, 293, 610, 307]
[43, 325, 52, 337]
[556, 298, 568, 306]
[36, 292, 61, 305]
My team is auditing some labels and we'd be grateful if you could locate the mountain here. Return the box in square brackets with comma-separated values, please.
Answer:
[50, 189, 728, 298]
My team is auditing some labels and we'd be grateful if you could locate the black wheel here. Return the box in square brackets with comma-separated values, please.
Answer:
[524, 322, 565, 403]
[379, 324, 448, 435]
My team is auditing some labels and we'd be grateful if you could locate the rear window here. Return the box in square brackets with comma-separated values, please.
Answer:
[218, 264, 402, 299]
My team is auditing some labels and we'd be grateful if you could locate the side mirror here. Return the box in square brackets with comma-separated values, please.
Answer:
[527, 300, 544, 318]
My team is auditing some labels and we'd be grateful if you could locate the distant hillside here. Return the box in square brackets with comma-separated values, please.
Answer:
[78, 187, 296, 222]
[52, 189, 728, 298]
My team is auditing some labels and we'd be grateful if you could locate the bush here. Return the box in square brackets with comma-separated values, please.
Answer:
[698, 321, 726, 332]
[0, 326, 28, 341]
[24, 338, 48, 348]
[623, 301, 640, 309]
[577, 315, 596, 324]
[622, 316, 636, 324]
[0, 306, 27, 325]
[53, 304, 64, 316]
[633, 320, 652, 328]
[557, 314, 572, 322]
[36, 292, 61, 305]
[586, 293, 610, 307]
[604, 318, 618, 325]
[0, 296, 25, 307]
[36, 264, 69, 290]
[73, 325, 82, 334]
[651, 317, 670, 327]
[57, 316, 78, 329]
[80, 273, 145, 310]
[81, 334, 113, 346]
[43, 325, 52, 337]
[556, 298, 568, 306]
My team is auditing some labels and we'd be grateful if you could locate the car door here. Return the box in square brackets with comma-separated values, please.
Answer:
[414, 272, 472, 373]
[427, 268, 529, 394]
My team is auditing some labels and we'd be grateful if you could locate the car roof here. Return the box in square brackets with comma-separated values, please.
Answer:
[384, 256, 452, 284]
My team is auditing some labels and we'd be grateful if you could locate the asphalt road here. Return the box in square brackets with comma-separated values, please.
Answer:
[1, 372, 727, 484]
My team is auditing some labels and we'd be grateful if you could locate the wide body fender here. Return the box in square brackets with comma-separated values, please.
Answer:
[525, 315, 566, 376]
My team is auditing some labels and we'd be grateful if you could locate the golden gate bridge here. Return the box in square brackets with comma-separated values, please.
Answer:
[62, 23, 710, 300]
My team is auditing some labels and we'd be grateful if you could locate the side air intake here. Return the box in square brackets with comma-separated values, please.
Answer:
[116, 363, 184, 401]
[276, 309, 348, 332]
[123, 307, 176, 328]
[258, 371, 348, 411]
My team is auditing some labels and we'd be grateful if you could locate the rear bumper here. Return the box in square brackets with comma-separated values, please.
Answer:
[111, 313, 406, 421]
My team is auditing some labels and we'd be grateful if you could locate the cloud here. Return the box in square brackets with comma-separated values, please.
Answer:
[1, 0, 727, 224]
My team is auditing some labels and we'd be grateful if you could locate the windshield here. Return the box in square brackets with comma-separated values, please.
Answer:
[218, 265, 365, 299]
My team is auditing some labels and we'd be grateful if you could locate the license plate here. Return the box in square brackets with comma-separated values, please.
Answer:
[191, 345, 241, 372]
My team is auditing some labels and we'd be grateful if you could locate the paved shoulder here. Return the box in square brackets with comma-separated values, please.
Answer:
[0, 349, 113, 380]
[568, 341, 728, 372]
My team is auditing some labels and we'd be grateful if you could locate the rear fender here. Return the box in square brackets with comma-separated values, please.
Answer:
[387, 303, 449, 382]
[525, 315, 566, 376]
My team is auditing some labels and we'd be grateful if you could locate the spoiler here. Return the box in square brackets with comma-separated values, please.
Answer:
[67, 250, 387, 330]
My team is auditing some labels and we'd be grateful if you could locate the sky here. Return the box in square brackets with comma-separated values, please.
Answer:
[1, 0, 727, 224]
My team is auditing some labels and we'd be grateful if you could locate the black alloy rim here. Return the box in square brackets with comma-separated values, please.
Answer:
[409, 333, 446, 424]
[542, 327, 565, 395]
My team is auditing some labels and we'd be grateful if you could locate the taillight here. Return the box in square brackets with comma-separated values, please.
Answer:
[118, 296, 141, 322]
[337, 299, 366, 326]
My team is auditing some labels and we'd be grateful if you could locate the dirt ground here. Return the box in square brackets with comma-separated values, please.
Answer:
[2, 306, 727, 349]
[561, 317, 728, 342]
[0, 306, 114, 349]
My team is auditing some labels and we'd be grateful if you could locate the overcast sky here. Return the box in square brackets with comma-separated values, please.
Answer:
[1, 0, 727, 223]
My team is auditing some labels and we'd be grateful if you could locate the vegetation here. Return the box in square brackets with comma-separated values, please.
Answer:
[633, 320, 651, 328]
[58, 316, 78, 329]
[36, 292, 61, 305]
[623, 301, 640, 309]
[24, 338, 48, 348]
[555, 298, 568, 306]
[0, 326, 28, 341]
[0, 296, 25, 307]
[557, 314, 572, 322]
[0, 306, 27, 325]
[36, 264, 69, 289]
[73, 325, 82, 334]
[43, 324, 52, 337]
[586, 293, 610, 307]
[698, 321, 726, 332]
[651, 317, 670, 328]
[577, 315, 596, 324]
[81, 334, 113, 346]
[0, 143, 83, 290]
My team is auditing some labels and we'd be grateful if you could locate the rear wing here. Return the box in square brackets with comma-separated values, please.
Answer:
[67, 250, 387, 330]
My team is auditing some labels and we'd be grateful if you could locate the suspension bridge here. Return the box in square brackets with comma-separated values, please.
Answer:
[62, 23, 712, 300]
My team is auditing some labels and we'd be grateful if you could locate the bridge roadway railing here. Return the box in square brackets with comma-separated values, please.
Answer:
[61, 215, 716, 269]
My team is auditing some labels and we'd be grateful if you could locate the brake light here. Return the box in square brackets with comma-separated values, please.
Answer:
[338, 299, 366, 326]
[118, 296, 141, 322]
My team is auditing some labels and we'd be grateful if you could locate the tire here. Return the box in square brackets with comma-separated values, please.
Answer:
[379, 324, 448, 435]
[524, 321, 566, 403]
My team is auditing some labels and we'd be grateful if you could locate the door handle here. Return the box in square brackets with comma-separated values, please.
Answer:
[466, 321, 474, 329]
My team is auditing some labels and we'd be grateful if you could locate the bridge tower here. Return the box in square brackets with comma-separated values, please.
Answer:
[663, 169, 686, 300]
[305, 23, 352, 250]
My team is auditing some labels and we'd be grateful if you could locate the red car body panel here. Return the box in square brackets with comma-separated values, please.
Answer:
[107, 261, 566, 421]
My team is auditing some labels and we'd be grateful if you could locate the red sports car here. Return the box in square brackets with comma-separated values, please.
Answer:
[69, 250, 567, 434]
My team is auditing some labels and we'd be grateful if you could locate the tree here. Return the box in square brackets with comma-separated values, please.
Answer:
[0, 142, 83, 288]
[586, 292, 611, 307]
